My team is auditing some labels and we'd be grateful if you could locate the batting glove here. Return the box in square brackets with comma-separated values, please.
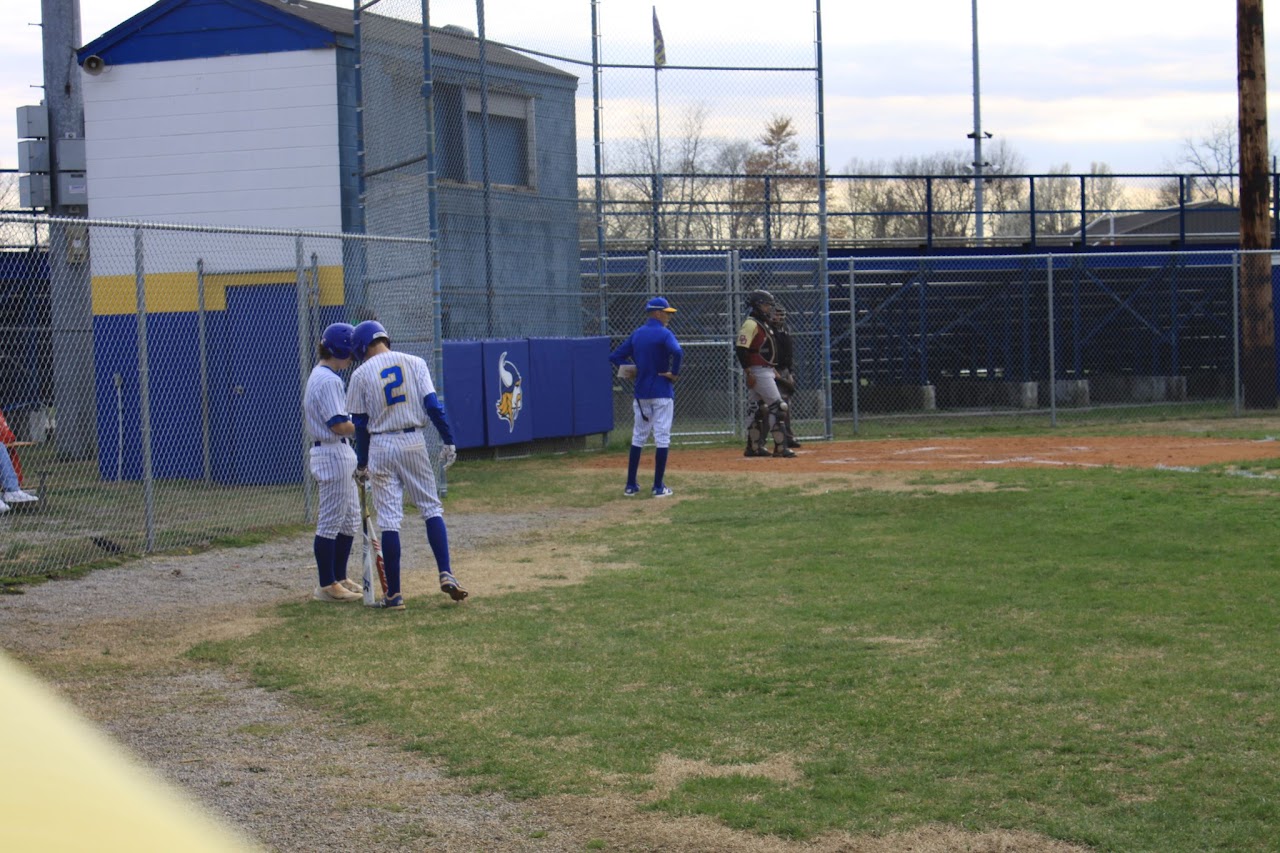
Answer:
[354, 466, 369, 484]
[439, 444, 458, 470]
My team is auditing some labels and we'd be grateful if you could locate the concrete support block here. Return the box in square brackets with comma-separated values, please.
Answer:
[1093, 375, 1187, 403]
[936, 380, 1039, 409]
[1041, 379, 1090, 407]
[861, 384, 937, 413]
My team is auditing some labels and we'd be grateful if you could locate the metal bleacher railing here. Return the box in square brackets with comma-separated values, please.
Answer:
[578, 171, 1262, 252]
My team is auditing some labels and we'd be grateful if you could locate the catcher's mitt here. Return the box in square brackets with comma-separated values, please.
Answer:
[617, 364, 637, 380]
[775, 372, 796, 395]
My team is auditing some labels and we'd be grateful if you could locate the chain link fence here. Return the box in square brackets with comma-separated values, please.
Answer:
[0, 213, 433, 578]
[593, 248, 1268, 445]
[3, 210, 1273, 577]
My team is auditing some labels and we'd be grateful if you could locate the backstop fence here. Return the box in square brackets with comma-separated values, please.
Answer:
[1, 211, 1275, 578]
[589, 248, 1268, 446]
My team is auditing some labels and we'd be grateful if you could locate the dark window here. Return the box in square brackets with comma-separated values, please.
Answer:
[467, 113, 529, 186]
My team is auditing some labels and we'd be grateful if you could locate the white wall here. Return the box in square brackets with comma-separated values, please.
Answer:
[83, 50, 342, 224]
[82, 49, 344, 276]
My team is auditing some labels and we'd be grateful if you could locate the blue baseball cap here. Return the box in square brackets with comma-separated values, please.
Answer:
[645, 296, 677, 313]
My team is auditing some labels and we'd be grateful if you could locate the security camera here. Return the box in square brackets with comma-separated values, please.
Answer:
[83, 55, 106, 75]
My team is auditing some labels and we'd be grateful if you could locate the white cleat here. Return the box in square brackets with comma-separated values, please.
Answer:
[313, 583, 361, 602]
[3, 490, 37, 504]
[0, 500, 8, 514]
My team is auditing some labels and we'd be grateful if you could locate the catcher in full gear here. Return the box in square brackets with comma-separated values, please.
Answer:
[771, 304, 801, 449]
[735, 289, 796, 458]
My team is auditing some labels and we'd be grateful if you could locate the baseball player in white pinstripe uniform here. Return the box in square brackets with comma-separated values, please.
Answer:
[305, 323, 362, 602]
[346, 320, 466, 610]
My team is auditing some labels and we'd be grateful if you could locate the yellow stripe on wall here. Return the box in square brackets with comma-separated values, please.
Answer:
[92, 266, 346, 316]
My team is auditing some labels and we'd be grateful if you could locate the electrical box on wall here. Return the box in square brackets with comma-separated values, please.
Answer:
[57, 172, 89, 206]
[56, 138, 86, 171]
[20, 174, 51, 208]
[16, 104, 48, 139]
[67, 223, 89, 264]
[18, 139, 49, 172]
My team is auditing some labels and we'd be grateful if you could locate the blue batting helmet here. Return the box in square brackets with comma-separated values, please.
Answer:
[320, 322, 355, 360]
[352, 320, 389, 359]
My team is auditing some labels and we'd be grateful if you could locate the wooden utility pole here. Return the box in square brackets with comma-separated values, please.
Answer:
[43, 0, 97, 455]
[1238, 0, 1275, 408]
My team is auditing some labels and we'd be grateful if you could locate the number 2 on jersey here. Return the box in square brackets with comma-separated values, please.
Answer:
[380, 365, 407, 407]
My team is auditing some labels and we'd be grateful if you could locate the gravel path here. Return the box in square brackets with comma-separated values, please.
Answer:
[0, 510, 614, 852]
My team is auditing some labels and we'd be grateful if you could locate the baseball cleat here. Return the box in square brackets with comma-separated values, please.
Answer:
[744, 447, 770, 458]
[652, 485, 674, 497]
[314, 583, 361, 602]
[439, 572, 468, 601]
[337, 578, 362, 595]
[773, 447, 797, 458]
[3, 489, 38, 504]
[786, 439, 802, 449]
[624, 484, 640, 496]
[374, 593, 406, 610]
[0, 500, 8, 514]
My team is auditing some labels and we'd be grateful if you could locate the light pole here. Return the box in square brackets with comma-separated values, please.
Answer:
[968, 0, 992, 245]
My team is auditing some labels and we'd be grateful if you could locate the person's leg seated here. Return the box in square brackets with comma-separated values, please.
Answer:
[0, 450, 36, 503]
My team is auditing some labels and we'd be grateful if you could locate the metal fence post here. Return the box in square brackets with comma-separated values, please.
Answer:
[296, 234, 314, 524]
[820, 250, 834, 439]
[1233, 252, 1242, 416]
[850, 257, 859, 434]
[731, 249, 742, 438]
[196, 258, 212, 483]
[1047, 254, 1056, 428]
[134, 227, 156, 551]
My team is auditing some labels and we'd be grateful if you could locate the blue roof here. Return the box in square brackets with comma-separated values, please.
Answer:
[77, 0, 347, 66]
[76, 0, 574, 80]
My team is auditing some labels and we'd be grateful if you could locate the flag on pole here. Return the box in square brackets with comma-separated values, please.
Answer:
[653, 8, 667, 68]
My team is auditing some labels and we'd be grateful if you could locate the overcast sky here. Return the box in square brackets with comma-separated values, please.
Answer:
[0, 0, 1268, 174]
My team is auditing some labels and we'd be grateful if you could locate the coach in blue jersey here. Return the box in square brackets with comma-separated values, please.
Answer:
[609, 296, 683, 497]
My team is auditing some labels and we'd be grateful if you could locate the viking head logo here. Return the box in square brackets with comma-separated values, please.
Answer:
[495, 351, 523, 432]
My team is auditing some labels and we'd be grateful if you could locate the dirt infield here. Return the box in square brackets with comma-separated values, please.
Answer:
[578, 434, 1280, 476]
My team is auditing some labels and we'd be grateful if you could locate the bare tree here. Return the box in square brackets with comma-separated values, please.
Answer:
[1030, 162, 1122, 238]
[1161, 118, 1245, 204]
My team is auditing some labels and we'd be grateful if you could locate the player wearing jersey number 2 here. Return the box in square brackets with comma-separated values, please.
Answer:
[346, 320, 466, 610]
[304, 323, 362, 602]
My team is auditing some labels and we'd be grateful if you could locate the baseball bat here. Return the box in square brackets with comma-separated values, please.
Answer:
[360, 482, 388, 605]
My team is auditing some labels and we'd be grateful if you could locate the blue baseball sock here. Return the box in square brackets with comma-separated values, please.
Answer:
[313, 536, 336, 588]
[426, 515, 451, 575]
[653, 447, 669, 490]
[333, 533, 354, 582]
[627, 444, 643, 489]
[381, 530, 401, 597]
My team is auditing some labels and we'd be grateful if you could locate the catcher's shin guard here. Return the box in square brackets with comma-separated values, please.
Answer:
[767, 401, 788, 449]
[746, 400, 769, 454]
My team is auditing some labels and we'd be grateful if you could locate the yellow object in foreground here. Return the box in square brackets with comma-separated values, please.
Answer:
[0, 652, 260, 852]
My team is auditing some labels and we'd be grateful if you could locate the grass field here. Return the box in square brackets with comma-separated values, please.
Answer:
[190, 443, 1280, 853]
